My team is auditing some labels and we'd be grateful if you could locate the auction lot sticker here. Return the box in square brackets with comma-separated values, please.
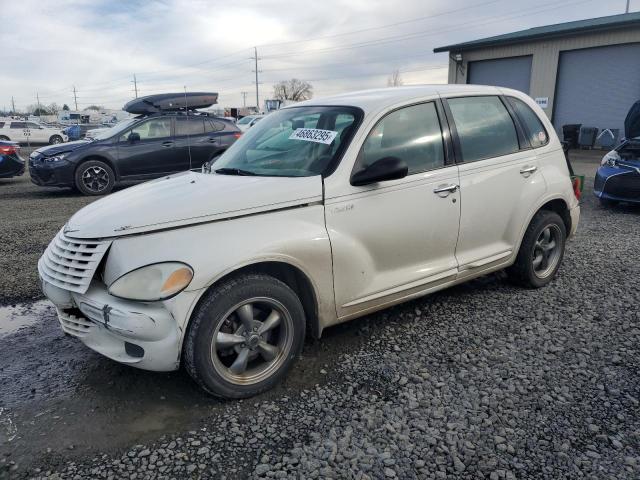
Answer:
[289, 128, 338, 145]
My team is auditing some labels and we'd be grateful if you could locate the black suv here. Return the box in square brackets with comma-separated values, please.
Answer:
[29, 93, 241, 195]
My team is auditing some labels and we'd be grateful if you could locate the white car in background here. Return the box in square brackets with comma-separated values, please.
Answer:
[38, 85, 579, 399]
[0, 120, 68, 144]
[236, 114, 264, 132]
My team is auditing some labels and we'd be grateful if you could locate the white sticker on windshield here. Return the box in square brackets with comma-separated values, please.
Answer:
[289, 128, 338, 145]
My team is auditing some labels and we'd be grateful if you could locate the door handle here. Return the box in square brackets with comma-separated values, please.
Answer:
[433, 184, 459, 195]
[162, 141, 174, 147]
[208, 137, 219, 143]
[520, 165, 537, 176]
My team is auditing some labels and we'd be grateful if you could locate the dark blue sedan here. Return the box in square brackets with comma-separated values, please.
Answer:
[594, 101, 640, 207]
[0, 141, 25, 179]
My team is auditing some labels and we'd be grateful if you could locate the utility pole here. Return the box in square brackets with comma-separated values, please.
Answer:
[73, 85, 78, 111]
[11, 96, 16, 114]
[252, 47, 261, 111]
[132, 74, 138, 98]
[36, 92, 41, 117]
[626, 0, 631, 13]
[241, 91, 248, 107]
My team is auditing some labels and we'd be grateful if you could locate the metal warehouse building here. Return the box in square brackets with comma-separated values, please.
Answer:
[434, 12, 640, 140]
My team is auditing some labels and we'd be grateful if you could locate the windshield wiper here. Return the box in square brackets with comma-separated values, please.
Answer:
[215, 167, 257, 176]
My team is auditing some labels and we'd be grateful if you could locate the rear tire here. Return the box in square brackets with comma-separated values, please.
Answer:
[184, 274, 306, 399]
[599, 197, 619, 208]
[49, 135, 63, 145]
[74, 160, 115, 196]
[507, 210, 566, 288]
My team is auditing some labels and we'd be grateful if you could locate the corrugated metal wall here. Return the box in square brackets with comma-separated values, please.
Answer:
[446, 27, 640, 121]
[467, 56, 532, 93]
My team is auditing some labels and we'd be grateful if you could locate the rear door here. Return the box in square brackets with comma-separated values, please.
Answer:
[26, 122, 47, 143]
[116, 116, 179, 177]
[443, 95, 547, 271]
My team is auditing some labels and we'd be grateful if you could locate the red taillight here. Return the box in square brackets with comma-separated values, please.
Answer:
[0, 145, 18, 155]
[233, 133, 242, 139]
[572, 177, 582, 200]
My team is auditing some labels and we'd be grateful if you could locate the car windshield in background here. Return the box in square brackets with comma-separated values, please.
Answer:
[237, 116, 254, 125]
[213, 106, 361, 177]
[92, 118, 138, 141]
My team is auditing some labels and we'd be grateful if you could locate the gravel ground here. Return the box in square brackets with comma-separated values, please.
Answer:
[1, 150, 639, 479]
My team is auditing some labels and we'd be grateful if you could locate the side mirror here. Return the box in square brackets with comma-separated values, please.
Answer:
[128, 132, 140, 143]
[350, 156, 408, 186]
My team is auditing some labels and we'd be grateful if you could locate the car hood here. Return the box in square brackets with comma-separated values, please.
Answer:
[65, 171, 323, 239]
[36, 140, 91, 157]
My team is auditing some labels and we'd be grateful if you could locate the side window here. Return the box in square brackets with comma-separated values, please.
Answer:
[176, 117, 205, 136]
[27, 122, 40, 129]
[447, 96, 519, 162]
[10, 122, 26, 129]
[356, 102, 445, 175]
[0, 122, 5, 128]
[507, 96, 549, 148]
[205, 120, 225, 133]
[120, 118, 172, 141]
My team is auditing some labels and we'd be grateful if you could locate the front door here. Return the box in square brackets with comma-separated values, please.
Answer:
[116, 117, 179, 177]
[326, 101, 461, 319]
[444, 95, 547, 270]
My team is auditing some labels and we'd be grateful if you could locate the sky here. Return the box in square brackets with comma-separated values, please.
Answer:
[1, 0, 635, 112]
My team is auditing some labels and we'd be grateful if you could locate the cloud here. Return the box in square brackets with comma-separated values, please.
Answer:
[0, 0, 620, 111]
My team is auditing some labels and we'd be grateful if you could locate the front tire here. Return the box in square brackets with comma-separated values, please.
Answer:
[184, 274, 306, 399]
[49, 135, 63, 145]
[507, 210, 566, 288]
[74, 160, 115, 195]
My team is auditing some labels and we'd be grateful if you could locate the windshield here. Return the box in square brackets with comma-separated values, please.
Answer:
[237, 116, 254, 125]
[92, 118, 138, 140]
[213, 106, 361, 177]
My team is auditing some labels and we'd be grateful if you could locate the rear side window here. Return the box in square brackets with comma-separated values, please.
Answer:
[447, 96, 519, 162]
[205, 120, 225, 133]
[0, 122, 4, 128]
[507, 96, 548, 148]
[176, 117, 205, 136]
[356, 102, 445, 175]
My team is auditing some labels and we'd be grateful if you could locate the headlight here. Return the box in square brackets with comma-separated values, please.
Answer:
[108, 262, 194, 301]
[601, 151, 620, 167]
[44, 153, 68, 163]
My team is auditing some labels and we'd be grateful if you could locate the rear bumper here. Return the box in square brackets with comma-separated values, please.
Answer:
[0, 156, 25, 178]
[41, 279, 182, 371]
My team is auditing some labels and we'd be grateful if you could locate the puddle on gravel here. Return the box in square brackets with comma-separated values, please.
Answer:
[0, 300, 51, 337]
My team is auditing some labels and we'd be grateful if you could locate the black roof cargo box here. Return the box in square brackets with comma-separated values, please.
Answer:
[124, 92, 218, 114]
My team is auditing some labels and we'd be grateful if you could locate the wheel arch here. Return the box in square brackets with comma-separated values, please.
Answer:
[186, 260, 321, 343]
[514, 196, 571, 258]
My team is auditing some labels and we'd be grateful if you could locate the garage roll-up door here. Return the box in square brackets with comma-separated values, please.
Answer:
[467, 56, 532, 94]
[553, 43, 640, 135]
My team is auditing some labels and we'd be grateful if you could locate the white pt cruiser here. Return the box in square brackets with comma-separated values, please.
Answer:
[39, 85, 580, 398]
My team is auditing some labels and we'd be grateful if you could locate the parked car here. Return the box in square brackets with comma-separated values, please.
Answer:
[38, 85, 580, 398]
[236, 114, 264, 132]
[0, 120, 68, 145]
[594, 100, 640, 206]
[0, 140, 25, 178]
[29, 92, 241, 195]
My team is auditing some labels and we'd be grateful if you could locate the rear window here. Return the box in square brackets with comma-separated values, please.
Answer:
[447, 96, 519, 162]
[507, 96, 549, 148]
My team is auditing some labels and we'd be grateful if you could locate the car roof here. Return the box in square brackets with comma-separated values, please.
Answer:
[292, 84, 504, 113]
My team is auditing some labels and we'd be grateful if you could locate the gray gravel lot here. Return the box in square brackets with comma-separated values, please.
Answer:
[1, 150, 639, 479]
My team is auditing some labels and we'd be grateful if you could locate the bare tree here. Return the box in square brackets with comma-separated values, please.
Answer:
[273, 79, 313, 102]
[387, 69, 403, 87]
[48, 102, 60, 114]
[85, 105, 104, 111]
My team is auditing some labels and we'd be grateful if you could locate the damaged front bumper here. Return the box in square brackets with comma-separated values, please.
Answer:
[42, 279, 182, 371]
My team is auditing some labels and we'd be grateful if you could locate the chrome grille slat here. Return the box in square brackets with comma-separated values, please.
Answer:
[39, 229, 112, 294]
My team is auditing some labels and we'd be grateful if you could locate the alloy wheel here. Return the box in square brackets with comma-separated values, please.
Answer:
[532, 224, 562, 279]
[81, 166, 110, 193]
[210, 297, 294, 386]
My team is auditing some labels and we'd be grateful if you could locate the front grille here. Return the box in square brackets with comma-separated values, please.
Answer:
[57, 308, 94, 337]
[38, 229, 111, 293]
[604, 171, 640, 198]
